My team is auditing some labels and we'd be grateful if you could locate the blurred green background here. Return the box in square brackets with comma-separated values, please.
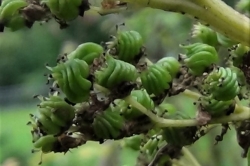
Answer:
[0, 0, 247, 165]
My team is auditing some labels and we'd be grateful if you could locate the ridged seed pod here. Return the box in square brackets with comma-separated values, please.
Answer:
[163, 126, 197, 146]
[29, 95, 75, 135]
[49, 59, 92, 103]
[108, 30, 143, 62]
[181, 43, 219, 76]
[41, 0, 89, 21]
[0, 0, 28, 31]
[67, 42, 104, 65]
[154, 102, 177, 118]
[140, 134, 163, 155]
[122, 134, 143, 151]
[216, 33, 238, 47]
[95, 55, 138, 88]
[230, 44, 250, 67]
[199, 96, 235, 117]
[117, 90, 154, 119]
[191, 23, 218, 47]
[92, 107, 125, 139]
[140, 63, 172, 95]
[203, 67, 240, 101]
[156, 57, 181, 78]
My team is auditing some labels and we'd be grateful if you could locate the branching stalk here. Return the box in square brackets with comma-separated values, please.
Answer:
[118, 0, 250, 46]
[124, 93, 250, 127]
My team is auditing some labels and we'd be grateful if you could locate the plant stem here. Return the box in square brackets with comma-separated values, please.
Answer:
[182, 147, 201, 166]
[120, 0, 250, 46]
[124, 94, 250, 127]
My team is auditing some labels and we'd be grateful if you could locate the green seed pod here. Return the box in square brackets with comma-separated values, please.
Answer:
[41, 0, 86, 21]
[216, 33, 238, 47]
[95, 55, 138, 88]
[49, 59, 91, 103]
[162, 126, 197, 146]
[33, 135, 57, 150]
[181, 43, 219, 76]
[157, 57, 181, 78]
[122, 134, 143, 151]
[108, 30, 143, 62]
[203, 67, 240, 101]
[191, 23, 218, 47]
[154, 102, 177, 118]
[199, 96, 235, 117]
[117, 89, 154, 119]
[93, 107, 125, 139]
[67, 42, 104, 65]
[140, 134, 163, 155]
[140, 63, 172, 95]
[36, 113, 61, 135]
[230, 44, 250, 67]
[0, 0, 28, 31]
[38, 95, 75, 127]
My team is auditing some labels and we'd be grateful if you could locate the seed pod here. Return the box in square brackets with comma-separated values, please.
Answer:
[92, 107, 125, 139]
[107, 30, 143, 62]
[95, 55, 138, 88]
[0, 0, 28, 31]
[216, 33, 238, 47]
[230, 44, 250, 67]
[163, 126, 197, 147]
[157, 57, 181, 78]
[122, 134, 143, 151]
[41, 0, 89, 21]
[140, 63, 172, 95]
[68, 42, 104, 65]
[199, 96, 235, 117]
[140, 134, 163, 155]
[117, 89, 154, 119]
[38, 95, 75, 127]
[191, 23, 218, 47]
[203, 67, 240, 101]
[49, 59, 91, 103]
[181, 43, 219, 76]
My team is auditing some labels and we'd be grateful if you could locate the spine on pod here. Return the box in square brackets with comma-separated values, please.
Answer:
[49, 59, 92, 103]
[140, 63, 172, 95]
[199, 96, 235, 117]
[180, 43, 219, 76]
[94, 55, 138, 88]
[156, 56, 181, 78]
[202, 67, 240, 101]
[191, 22, 218, 47]
[108, 30, 143, 62]
[67, 42, 104, 65]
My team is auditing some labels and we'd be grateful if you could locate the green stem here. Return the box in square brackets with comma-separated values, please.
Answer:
[124, 94, 250, 127]
[120, 0, 250, 46]
[182, 147, 201, 166]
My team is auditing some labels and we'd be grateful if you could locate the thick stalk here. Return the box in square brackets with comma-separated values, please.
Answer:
[124, 94, 250, 127]
[120, 0, 250, 46]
